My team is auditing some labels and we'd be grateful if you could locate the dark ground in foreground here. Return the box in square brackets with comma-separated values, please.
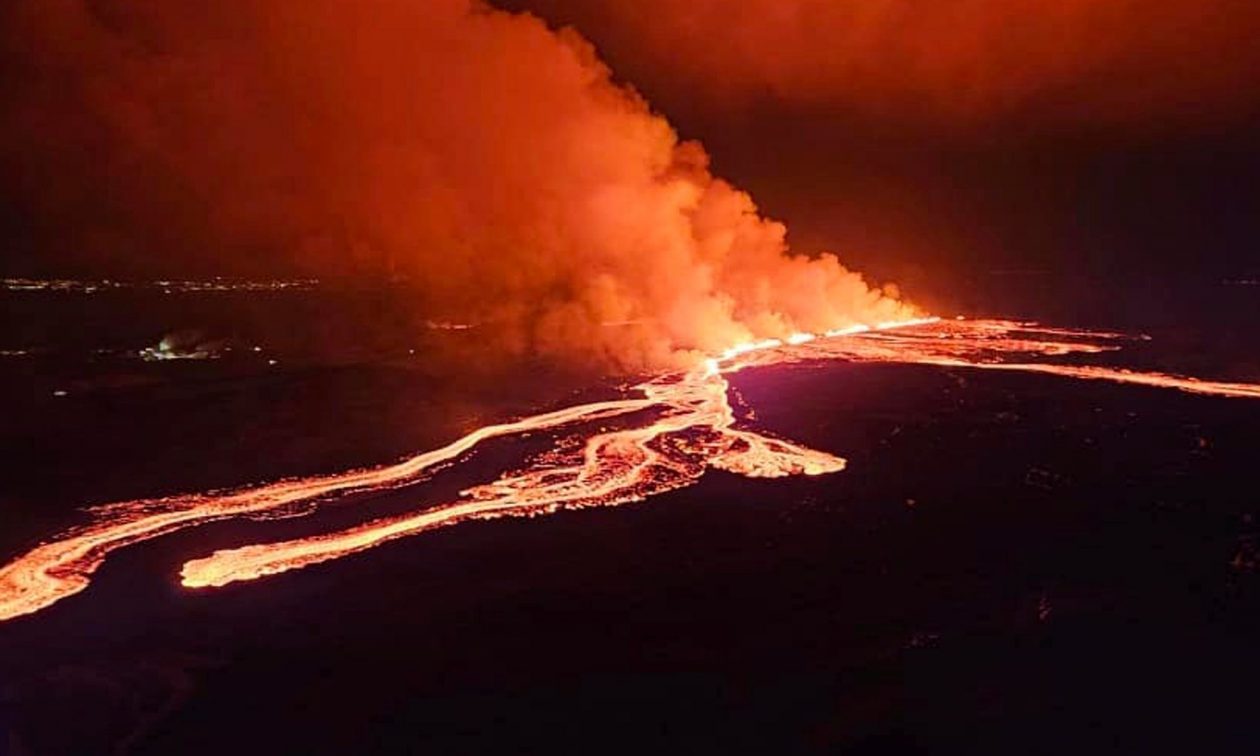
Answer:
[1, 280, 1258, 754]
[1, 357, 1258, 755]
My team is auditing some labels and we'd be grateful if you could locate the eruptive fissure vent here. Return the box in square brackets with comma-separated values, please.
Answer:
[2, 319, 1259, 622]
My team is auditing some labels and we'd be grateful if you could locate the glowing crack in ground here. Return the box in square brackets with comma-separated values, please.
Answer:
[1, 318, 1258, 622]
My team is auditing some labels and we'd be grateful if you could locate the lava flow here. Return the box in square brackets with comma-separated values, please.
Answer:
[2, 318, 1259, 622]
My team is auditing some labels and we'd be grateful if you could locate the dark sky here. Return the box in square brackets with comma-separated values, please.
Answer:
[3, 0, 1259, 314]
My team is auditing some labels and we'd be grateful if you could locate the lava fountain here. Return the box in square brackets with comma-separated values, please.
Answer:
[1, 317, 1258, 623]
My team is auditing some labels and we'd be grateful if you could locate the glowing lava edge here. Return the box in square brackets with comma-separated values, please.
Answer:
[2, 317, 1258, 622]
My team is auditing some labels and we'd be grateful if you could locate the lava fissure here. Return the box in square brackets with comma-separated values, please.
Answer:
[1, 318, 1258, 622]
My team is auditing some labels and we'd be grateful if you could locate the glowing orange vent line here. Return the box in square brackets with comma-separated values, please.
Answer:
[800, 319, 1260, 399]
[1, 317, 1258, 622]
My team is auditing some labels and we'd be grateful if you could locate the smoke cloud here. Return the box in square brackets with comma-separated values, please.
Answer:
[0, 0, 914, 369]
[506, 0, 1260, 131]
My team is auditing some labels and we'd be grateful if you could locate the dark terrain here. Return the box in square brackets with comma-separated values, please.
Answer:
[1, 279, 1258, 754]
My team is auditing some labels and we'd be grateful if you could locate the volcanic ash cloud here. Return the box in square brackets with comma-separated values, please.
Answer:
[1, 0, 914, 369]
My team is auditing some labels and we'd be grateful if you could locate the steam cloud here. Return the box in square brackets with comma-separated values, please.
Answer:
[1, 0, 914, 369]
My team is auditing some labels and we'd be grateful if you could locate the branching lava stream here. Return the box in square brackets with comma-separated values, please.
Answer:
[2, 318, 1258, 622]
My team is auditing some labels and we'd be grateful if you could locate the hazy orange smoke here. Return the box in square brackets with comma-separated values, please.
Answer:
[513, 0, 1260, 129]
[1, 0, 914, 368]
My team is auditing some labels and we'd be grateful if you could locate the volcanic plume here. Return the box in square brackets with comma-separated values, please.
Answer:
[1, 0, 914, 369]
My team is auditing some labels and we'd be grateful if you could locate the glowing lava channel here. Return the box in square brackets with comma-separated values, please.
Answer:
[2, 318, 1258, 622]
[798, 319, 1260, 399]
[0, 397, 657, 621]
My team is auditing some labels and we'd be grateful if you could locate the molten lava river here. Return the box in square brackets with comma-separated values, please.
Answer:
[2, 318, 1259, 622]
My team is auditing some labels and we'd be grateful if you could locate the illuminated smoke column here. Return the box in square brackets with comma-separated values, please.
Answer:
[1, 0, 914, 369]
[2, 318, 1259, 621]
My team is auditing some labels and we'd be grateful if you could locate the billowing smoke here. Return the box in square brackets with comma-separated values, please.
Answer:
[507, 0, 1260, 130]
[0, 0, 914, 369]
